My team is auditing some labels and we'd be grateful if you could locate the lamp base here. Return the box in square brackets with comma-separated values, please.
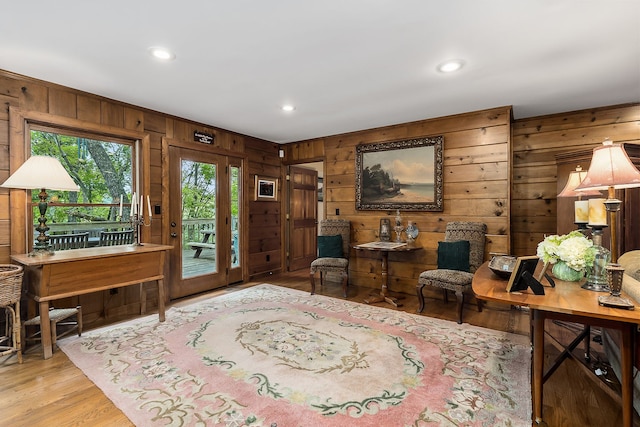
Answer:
[581, 282, 610, 292]
[598, 294, 635, 310]
[29, 242, 54, 257]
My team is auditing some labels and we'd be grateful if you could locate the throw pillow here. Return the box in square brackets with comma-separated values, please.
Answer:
[437, 240, 470, 272]
[318, 235, 343, 258]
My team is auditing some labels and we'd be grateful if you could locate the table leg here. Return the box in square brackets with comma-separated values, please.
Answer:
[364, 251, 403, 307]
[621, 323, 634, 427]
[157, 278, 166, 322]
[140, 282, 147, 315]
[39, 301, 53, 359]
[532, 309, 545, 425]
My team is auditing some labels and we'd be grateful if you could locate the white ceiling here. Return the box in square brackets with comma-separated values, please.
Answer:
[1, 1, 639, 143]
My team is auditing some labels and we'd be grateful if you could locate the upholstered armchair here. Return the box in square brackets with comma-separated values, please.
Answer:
[417, 221, 487, 324]
[310, 219, 351, 297]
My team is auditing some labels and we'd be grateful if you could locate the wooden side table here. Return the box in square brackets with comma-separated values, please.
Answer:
[355, 242, 421, 307]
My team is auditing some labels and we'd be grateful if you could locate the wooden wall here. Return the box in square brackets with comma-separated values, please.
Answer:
[0, 70, 281, 322]
[247, 138, 283, 277]
[511, 103, 640, 257]
[283, 106, 512, 295]
[2, 66, 637, 319]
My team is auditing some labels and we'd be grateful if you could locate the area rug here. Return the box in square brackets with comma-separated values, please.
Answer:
[59, 284, 531, 426]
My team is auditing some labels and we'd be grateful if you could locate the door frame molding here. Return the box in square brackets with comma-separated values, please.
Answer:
[161, 137, 249, 292]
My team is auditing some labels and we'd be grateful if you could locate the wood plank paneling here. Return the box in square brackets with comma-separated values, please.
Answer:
[284, 106, 512, 291]
[76, 95, 101, 123]
[511, 103, 640, 256]
[247, 137, 283, 276]
[49, 88, 77, 118]
[0, 70, 279, 325]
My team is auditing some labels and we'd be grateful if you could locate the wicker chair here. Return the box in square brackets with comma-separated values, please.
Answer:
[0, 264, 24, 363]
[49, 232, 89, 250]
[310, 219, 351, 297]
[417, 222, 487, 324]
[99, 229, 134, 246]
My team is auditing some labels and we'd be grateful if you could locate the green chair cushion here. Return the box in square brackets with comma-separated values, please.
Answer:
[437, 240, 470, 272]
[318, 235, 343, 258]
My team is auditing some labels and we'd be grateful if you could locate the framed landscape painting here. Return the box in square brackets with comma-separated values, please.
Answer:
[355, 136, 443, 211]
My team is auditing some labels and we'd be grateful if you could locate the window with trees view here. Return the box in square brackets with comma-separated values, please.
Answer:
[30, 129, 135, 240]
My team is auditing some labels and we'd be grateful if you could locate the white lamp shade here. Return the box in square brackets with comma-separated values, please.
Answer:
[557, 166, 601, 197]
[0, 156, 79, 191]
[575, 141, 640, 191]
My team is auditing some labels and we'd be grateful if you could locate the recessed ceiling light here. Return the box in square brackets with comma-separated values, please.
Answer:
[436, 59, 464, 73]
[148, 47, 175, 61]
[281, 105, 295, 112]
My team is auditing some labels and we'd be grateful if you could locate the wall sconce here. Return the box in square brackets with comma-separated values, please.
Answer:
[1, 156, 79, 255]
[278, 149, 285, 159]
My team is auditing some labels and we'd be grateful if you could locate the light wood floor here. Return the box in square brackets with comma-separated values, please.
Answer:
[1, 270, 635, 426]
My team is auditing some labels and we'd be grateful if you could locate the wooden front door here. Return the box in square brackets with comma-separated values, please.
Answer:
[287, 165, 318, 271]
[167, 145, 244, 299]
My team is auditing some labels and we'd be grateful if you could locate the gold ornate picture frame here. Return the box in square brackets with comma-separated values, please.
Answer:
[355, 136, 443, 211]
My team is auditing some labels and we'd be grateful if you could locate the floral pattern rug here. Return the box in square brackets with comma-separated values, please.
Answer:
[59, 284, 531, 426]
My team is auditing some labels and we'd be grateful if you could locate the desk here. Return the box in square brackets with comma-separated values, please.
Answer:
[355, 242, 421, 307]
[472, 261, 640, 427]
[11, 244, 172, 359]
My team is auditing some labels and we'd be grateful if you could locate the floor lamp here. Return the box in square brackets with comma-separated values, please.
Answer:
[1, 156, 80, 255]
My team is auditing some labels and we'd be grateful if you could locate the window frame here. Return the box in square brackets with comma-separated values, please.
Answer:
[7, 107, 151, 254]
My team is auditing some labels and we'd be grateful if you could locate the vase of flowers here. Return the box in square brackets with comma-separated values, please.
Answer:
[551, 261, 585, 282]
[536, 231, 597, 282]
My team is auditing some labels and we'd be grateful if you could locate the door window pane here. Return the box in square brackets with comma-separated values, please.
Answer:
[230, 165, 240, 268]
[181, 159, 217, 278]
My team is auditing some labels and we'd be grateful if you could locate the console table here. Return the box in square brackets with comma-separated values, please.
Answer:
[472, 261, 640, 427]
[355, 242, 421, 307]
[11, 243, 172, 359]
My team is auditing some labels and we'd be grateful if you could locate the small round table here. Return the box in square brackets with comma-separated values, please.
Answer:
[354, 242, 422, 307]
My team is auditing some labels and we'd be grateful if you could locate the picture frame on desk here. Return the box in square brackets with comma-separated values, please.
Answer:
[506, 256, 541, 293]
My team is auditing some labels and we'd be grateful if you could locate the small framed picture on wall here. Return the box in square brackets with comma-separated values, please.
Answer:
[255, 175, 278, 201]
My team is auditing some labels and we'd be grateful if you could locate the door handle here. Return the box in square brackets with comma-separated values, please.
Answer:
[170, 232, 177, 238]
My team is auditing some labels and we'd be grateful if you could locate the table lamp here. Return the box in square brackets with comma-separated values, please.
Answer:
[1, 156, 80, 255]
[575, 139, 640, 264]
[557, 165, 601, 230]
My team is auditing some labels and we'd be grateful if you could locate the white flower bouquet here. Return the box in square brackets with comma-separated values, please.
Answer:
[536, 230, 596, 272]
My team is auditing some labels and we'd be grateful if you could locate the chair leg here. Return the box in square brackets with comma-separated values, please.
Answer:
[443, 289, 449, 303]
[76, 306, 83, 336]
[416, 283, 426, 313]
[341, 273, 348, 298]
[8, 304, 22, 364]
[13, 301, 21, 363]
[310, 273, 316, 295]
[455, 290, 464, 324]
[476, 297, 483, 313]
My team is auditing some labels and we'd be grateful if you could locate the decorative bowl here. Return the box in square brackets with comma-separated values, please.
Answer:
[488, 255, 517, 279]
